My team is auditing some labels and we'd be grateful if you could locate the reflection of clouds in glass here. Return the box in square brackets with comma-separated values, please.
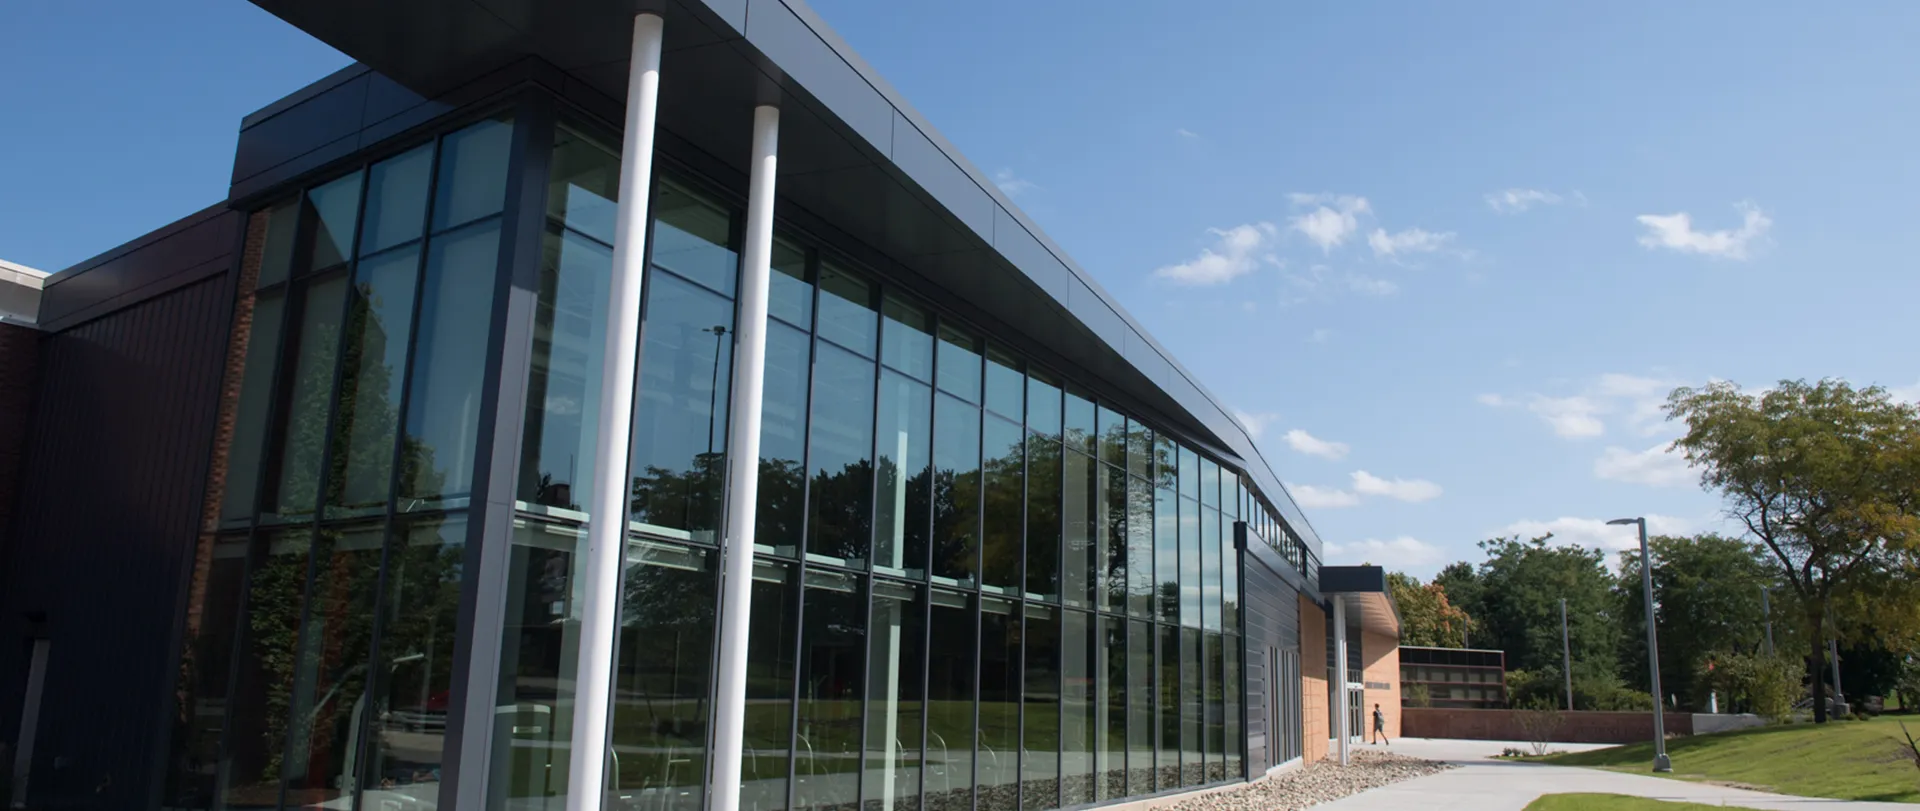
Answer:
[542, 395, 581, 416]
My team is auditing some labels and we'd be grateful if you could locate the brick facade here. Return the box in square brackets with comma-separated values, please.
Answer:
[1402, 707, 1695, 743]
[1299, 593, 1328, 764]
[1360, 628, 1400, 742]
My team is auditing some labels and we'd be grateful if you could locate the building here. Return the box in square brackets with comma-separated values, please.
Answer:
[1399, 647, 1508, 709]
[0, 2, 1401, 809]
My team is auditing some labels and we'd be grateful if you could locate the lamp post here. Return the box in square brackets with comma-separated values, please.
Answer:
[1609, 516, 1672, 773]
[1561, 598, 1574, 711]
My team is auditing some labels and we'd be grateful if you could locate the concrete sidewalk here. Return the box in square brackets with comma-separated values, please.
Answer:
[1312, 738, 1914, 810]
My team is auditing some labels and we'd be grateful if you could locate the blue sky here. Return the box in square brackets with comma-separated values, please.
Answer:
[6, 0, 1917, 577]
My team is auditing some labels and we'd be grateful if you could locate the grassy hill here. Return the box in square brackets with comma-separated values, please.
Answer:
[1538, 715, 1920, 803]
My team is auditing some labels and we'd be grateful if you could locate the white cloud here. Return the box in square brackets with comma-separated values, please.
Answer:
[1501, 515, 1695, 553]
[1367, 227, 1456, 257]
[1153, 223, 1279, 285]
[1636, 201, 1772, 260]
[1475, 393, 1507, 407]
[1289, 484, 1360, 509]
[993, 168, 1037, 197]
[1482, 373, 1680, 439]
[1887, 380, 1920, 404]
[1350, 470, 1443, 503]
[1526, 395, 1607, 438]
[1288, 193, 1371, 253]
[1324, 536, 1445, 567]
[1594, 441, 1693, 488]
[1232, 409, 1282, 440]
[1176, 128, 1200, 139]
[1284, 429, 1350, 460]
[1309, 328, 1332, 344]
[1485, 188, 1567, 214]
[1345, 273, 1399, 296]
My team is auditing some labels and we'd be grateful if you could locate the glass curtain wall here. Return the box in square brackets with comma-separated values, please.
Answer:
[165, 114, 516, 811]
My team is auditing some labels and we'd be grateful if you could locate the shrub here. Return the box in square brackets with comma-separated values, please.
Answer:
[1516, 698, 1566, 756]
[1405, 684, 1432, 708]
[1698, 651, 1800, 723]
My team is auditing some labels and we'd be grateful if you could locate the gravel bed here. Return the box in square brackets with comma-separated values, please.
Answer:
[1161, 749, 1452, 811]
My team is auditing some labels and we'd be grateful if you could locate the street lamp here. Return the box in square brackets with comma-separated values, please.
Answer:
[1609, 516, 1673, 773]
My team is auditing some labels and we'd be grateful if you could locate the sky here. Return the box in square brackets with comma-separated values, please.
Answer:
[5, 0, 1918, 579]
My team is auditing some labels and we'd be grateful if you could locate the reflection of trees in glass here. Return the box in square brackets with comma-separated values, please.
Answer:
[981, 428, 1027, 588]
[808, 459, 874, 563]
[631, 453, 725, 537]
[325, 271, 413, 513]
[756, 457, 806, 551]
[611, 546, 717, 806]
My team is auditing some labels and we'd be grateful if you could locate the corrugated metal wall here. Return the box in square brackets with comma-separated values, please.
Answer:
[0, 224, 235, 809]
[1241, 545, 1301, 775]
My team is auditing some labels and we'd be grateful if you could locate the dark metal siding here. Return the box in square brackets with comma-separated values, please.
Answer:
[1241, 543, 1300, 774]
[0, 219, 236, 809]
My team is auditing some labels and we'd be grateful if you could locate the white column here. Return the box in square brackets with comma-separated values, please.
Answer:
[567, 14, 664, 811]
[1332, 597, 1349, 767]
[709, 103, 781, 811]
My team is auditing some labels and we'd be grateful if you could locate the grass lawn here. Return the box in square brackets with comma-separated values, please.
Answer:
[1536, 714, 1920, 803]
[1523, 794, 1760, 811]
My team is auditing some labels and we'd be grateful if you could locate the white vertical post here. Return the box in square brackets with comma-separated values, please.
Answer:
[567, 14, 664, 811]
[709, 103, 780, 811]
[1332, 598, 1349, 767]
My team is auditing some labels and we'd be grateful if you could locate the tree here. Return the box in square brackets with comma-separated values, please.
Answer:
[1456, 535, 1622, 679]
[1388, 572, 1476, 648]
[1613, 533, 1781, 710]
[1434, 561, 1486, 646]
[1668, 379, 1920, 722]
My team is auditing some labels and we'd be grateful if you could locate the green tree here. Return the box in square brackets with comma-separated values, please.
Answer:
[1667, 379, 1920, 722]
[1433, 561, 1486, 645]
[1388, 571, 1476, 648]
[1456, 535, 1623, 681]
[1613, 533, 1780, 710]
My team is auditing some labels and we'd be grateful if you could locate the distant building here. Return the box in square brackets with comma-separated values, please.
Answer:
[1400, 646, 1507, 708]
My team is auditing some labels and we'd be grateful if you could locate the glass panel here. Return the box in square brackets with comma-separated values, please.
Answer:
[769, 236, 811, 328]
[1061, 610, 1094, 807]
[1181, 629, 1202, 786]
[874, 371, 932, 578]
[864, 580, 925, 811]
[1153, 488, 1177, 623]
[980, 415, 1022, 593]
[1229, 479, 1243, 522]
[881, 295, 933, 382]
[1102, 466, 1128, 614]
[1063, 388, 1094, 456]
[1152, 434, 1175, 491]
[977, 598, 1019, 811]
[609, 541, 718, 811]
[259, 199, 299, 288]
[326, 245, 421, 518]
[1180, 501, 1201, 628]
[400, 219, 500, 507]
[1206, 633, 1225, 781]
[1126, 478, 1153, 619]
[360, 144, 434, 256]
[1222, 515, 1239, 633]
[222, 293, 285, 524]
[306, 172, 365, 271]
[1155, 626, 1178, 791]
[266, 275, 347, 521]
[982, 345, 1021, 421]
[1223, 638, 1242, 779]
[1021, 604, 1059, 811]
[630, 272, 733, 542]
[161, 535, 249, 807]
[280, 523, 383, 807]
[518, 228, 610, 513]
[1062, 451, 1095, 609]
[1025, 368, 1061, 439]
[1201, 509, 1220, 632]
[795, 570, 865, 811]
[816, 261, 876, 356]
[652, 178, 738, 296]
[1095, 616, 1126, 801]
[432, 118, 513, 232]
[1096, 405, 1124, 469]
[931, 393, 980, 585]
[486, 520, 586, 811]
[935, 324, 980, 404]
[744, 561, 799, 811]
[1200, 458, 1219, 509]
[364, 514, 466, 805]
[806, 342, 875, 566]
[217, 528, 316, 807]
[1178, 446, 1198, 503]
[926, 589, 975, 811]
[547, 125, 619, 243]
[1125, 419, 1150, 481]
[1125, 621, 1152, 797]
[1025, 435, 1060, 602]
[756, 321, 810, 556]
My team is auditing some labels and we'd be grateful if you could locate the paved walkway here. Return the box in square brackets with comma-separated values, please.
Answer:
[1313, 738, 1914, 810]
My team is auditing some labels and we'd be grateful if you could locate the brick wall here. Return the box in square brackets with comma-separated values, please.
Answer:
[1361, 629, 1400, 741]
[0, 321, 40, 556]
[1299, 594, 1328, 763]
[1402, 707, 1694, 743]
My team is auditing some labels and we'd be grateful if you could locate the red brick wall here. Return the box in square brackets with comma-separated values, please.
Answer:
[1402, 707, 1694, 743]
[0, 321, 41, 554]
[1361, 629, 1400, 740]
[1300, 594, 1329, 763]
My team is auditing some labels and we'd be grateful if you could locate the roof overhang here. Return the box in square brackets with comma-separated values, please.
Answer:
[1320, 565, 1400, 638]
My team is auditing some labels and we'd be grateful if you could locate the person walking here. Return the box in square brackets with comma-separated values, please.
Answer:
[1372, 703, 1389, 745]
